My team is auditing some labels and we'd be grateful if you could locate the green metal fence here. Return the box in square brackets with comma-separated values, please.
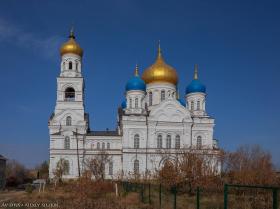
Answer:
[224, 184, 279, 209]
[120, 182, 279, 209]
[121, 181, 202, 209]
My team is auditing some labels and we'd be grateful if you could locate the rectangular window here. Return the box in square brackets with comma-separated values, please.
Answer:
[166, 135, 171, 149]
[109, 162, 113, 175]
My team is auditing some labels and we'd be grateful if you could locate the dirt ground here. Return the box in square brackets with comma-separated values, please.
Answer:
[0, 191, 26, 203]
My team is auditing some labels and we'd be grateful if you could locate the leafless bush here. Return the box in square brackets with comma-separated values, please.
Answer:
[62, 176, 120, 209]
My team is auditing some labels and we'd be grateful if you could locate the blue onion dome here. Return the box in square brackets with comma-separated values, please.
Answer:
[125, 65, 146, 91]
[177, 98, 186, 106]
[185, 64, 206, 94]
[121, 100, 127, 109]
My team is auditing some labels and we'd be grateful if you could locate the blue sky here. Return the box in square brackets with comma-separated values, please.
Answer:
[0, 0, 279, 168]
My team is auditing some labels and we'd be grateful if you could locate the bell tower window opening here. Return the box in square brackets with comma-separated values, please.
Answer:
[161, 90, 165, 101]
[149, 92, 153, 106]
[65, 87, 75, 101]
[76, 62, 78, 70]
[66, 116, 72, 126]
[69, 61, 72, 70]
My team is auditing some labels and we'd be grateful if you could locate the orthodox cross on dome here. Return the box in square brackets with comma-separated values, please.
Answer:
[69, 26, 75, 39]
[194, 64, 199, 80]
[134, 64, 139, 76]
[158, 40, 162, 57]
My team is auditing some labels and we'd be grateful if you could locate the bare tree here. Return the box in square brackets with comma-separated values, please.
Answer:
[53, 158, 69, 182]
[222, 144, 277, 185]
[155, 149, 222, 193]
[84, 151, 111, 181]
[5, 159, 30, 186]
[35, 161, 49, 179]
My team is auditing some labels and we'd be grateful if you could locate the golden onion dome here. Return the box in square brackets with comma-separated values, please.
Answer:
[142, 44, 178, 85]
[60, 29, 83, 57]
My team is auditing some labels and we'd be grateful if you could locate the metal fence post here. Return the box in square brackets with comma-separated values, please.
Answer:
[224, 184, 228, 209]
[159, 183, 162, 208]
[196, 186, 200, 209]
[273, 188, 278, 209]
[173, 185, 177, 209]
[141, 183, 144, 203]
[148, 183, 151, 205]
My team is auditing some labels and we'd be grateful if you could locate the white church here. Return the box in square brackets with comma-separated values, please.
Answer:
[48, 30, 220, 179]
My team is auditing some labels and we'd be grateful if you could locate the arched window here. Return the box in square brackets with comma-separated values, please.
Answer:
[161, 90, 165, 101]
[107, 143, 110, 149]
[134, 134, 140, 149]
[69, 61, 72, 70]
[75, 62, 78, 70]
[157, 135, 162, 148]
[65, 87, 75, 101]
[64, 160, 70, 175]
[135, 98, 138, 108]
[197, 136, 202, 149]
[129, 98, 132, 108]
[191, 101, 194, 110]
[134, 159, 139, 174]
[149, 92, 153, 106]
[66, 116, 72, 126]
[109, 161, 113, 175]
[175, 135, 180, 149]
[64, 136, 70, 149]
[102, 142, 105, 149]
[97, 142, 100, 149]
[166, 135, 171, 149]
[197, 100, 200, 110]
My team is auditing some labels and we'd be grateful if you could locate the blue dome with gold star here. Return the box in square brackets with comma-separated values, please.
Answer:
[125, 65, 146, 92]
[185, 64, 206, 94]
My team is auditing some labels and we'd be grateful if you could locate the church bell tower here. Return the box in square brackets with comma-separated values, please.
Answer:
[48, 29, 88, 178]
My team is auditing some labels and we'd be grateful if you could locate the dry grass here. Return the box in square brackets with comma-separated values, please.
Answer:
[1, 179, 278, 209]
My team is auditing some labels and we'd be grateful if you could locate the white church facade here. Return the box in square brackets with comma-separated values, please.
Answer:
[48, 30, 220, 179]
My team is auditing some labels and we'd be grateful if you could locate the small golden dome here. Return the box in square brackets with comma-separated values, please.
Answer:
[60, 29, 83, 57]
[142, 44, 178, 85]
